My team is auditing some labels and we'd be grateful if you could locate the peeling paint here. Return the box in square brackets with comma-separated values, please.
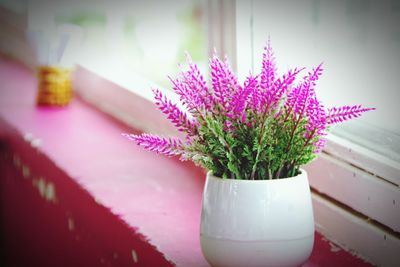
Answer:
[94, 197, 103, 205]
[31, 138, 42, 148]
[22, 165, 30, 178]
[345, 247, 373, 265]
[131, 249, 138, 263]
[32, 177, 58, 203]
[45, 182, 56, 202]
[68, 218, 75, 231]
[37, 178, 46, 197]
[24, 132, 34, 142]
[329, 242, 341, 253]
[13, 154, 20, 168]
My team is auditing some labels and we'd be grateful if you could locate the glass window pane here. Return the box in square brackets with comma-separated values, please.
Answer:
[237, 0, 400, 160]
[27, 0, 208, 89]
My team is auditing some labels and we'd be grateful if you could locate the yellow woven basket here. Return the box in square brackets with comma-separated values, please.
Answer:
[36, 66, 72, 106]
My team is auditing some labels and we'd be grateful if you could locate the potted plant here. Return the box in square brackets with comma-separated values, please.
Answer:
[122, 41, 374, 267]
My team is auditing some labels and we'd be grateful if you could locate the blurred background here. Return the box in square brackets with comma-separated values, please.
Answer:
[1, 1, 400, 266]
[0, 0, 209, 89]
[1, 0, 399, 162]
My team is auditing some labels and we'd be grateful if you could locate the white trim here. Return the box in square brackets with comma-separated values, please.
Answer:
[312, 192, 400, 267]
[207, 0, 237, 70]
[305, 152, 400, 233]
[325, 134, 400, 186]
[235, 0, 253, 82]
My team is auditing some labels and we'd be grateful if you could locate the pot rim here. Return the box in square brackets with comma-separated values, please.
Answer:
[206, 168, 307, 183]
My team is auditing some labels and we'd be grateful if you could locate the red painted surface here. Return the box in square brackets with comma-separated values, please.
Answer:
[0, 57, 373, 267]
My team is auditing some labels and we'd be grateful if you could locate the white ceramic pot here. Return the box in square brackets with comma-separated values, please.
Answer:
[200, 170, 314, 267]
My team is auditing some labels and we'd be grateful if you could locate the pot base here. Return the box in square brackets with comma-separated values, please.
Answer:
[200, 234, 314, 267]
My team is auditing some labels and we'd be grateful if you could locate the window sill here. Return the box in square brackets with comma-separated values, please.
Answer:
[0, 56, 377, 266]
[0, 56, 207, 266]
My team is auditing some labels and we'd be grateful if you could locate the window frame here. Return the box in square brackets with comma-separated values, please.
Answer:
[235, 0, 400, 184]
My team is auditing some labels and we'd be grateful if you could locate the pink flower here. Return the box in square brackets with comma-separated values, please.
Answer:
[153, 88, 198, 136]
[122, 40, 375, 177]
[210, 52, 238, 110]
[122, 133, 184, 157]
[327, 105, 375, 124]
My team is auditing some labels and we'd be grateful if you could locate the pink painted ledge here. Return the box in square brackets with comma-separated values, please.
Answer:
[0, 57, 373, 267]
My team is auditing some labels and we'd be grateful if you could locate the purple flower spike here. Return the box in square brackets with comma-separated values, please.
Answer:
[169, 56, 214, 115]
[122, 40, 376, 180]
[169, 76, 204, 115]
[264, 67, 303, 112]
[327, 105, 375, 124]
[182, 56, 214, 110]
[122, 133, 183, 157]
[260, 39, 277, 90]
[153, 88, 198, 136]
[210, 52, 238, 110]
[286, 64, 323, 117]
[304, 96, 327, 151]
[314, 138, 327, 153]
[305, 97, 327, 137]
[227, 75, 258, 122]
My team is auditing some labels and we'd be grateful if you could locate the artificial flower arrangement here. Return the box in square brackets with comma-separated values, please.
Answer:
[123, 41, 374, 180]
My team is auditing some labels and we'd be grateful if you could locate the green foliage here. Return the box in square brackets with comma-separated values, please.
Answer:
[184, 108, 319, 180]
[130, 39, 373, 180]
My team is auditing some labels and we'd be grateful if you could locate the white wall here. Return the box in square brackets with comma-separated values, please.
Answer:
[237, 0, 400, 135]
